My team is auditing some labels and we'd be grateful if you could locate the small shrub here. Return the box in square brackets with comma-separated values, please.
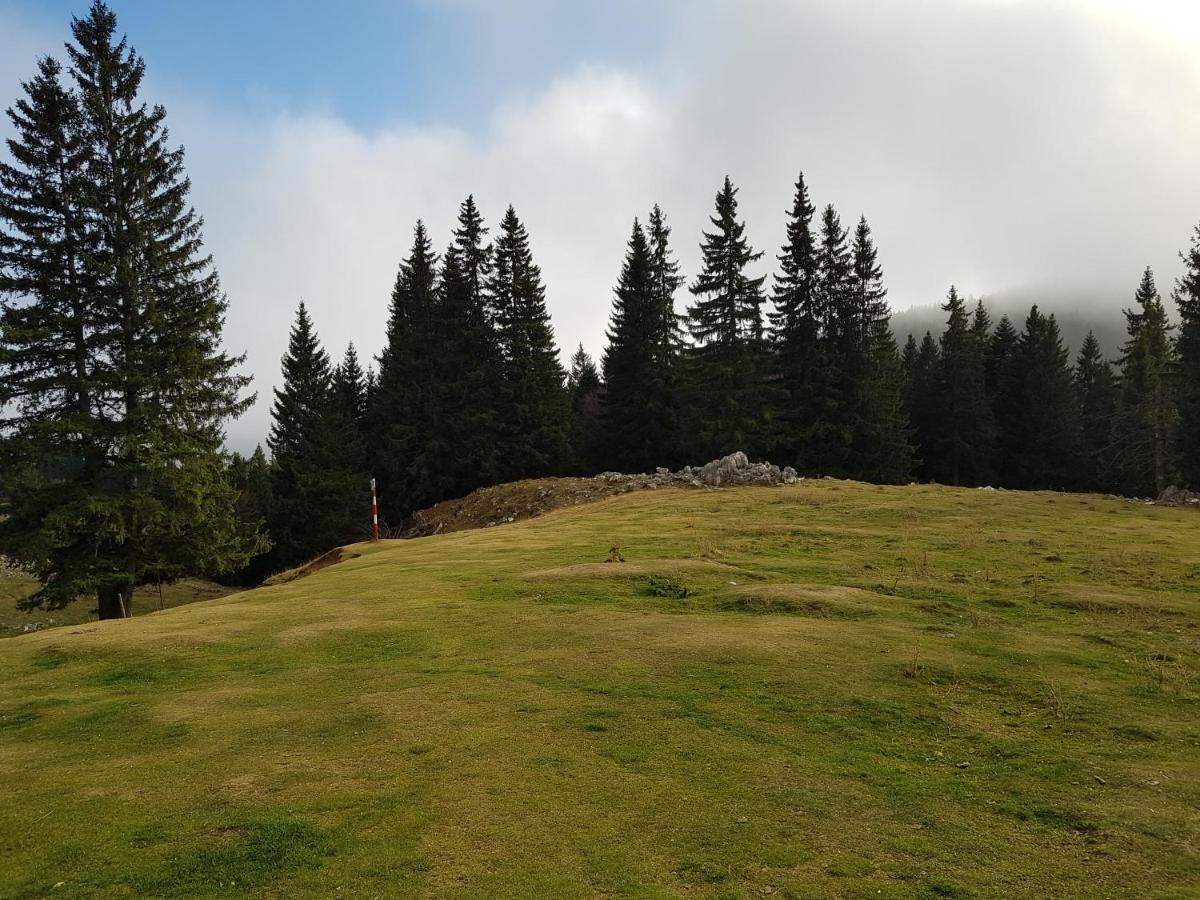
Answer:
[646, 576, 690, 599]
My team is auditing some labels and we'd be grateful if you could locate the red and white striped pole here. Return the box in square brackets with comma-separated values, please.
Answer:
[370, 477, 380, 540]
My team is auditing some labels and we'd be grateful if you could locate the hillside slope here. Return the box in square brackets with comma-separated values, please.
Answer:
[1, 481, 1198, 897]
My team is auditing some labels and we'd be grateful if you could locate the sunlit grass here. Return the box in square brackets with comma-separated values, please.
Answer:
[1, 481, 1197, 897]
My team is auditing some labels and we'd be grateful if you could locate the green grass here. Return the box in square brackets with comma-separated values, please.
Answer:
[0, 576, 238, 637]
[0, 481, 1198, 897]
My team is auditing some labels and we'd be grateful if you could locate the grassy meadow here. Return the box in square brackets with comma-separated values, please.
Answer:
[0, 481, 1197, 897]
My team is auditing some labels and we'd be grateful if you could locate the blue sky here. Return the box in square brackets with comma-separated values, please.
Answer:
[2, 0, 1199, 451]
[3, 0, 665, 130]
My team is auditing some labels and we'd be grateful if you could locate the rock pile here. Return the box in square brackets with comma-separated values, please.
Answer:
[402, 452, 802, 537]
[596, 451, 799, 488]
[1157, 485, 1200, 505]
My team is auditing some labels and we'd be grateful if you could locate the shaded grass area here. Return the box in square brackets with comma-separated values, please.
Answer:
[0, 481, 1198, 897]
[0, 576, 238, 637]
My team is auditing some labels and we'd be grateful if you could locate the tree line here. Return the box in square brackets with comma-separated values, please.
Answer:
[2, 4, 1199, 611]
[241, 173, 1200, 577]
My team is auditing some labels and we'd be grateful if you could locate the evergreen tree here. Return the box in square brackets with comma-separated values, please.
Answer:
[1075, 331, 1118, 491]
[567, 345, 603, 474]
[1005, 307, 1082, 489]
[602, 218, 680, 472]
[684, 177, 770, 459]
[768, 173, 825, 469]
[0, 4, 260, 617]
[904, 332, 940, 478]
[372, 221, 441, 515]
[986, 313, 1020, 483]
[846, 216, 913, 482]
[1174, 225, 1200, 486]
[226, 445, 274, 584]
[267, 303, 363, 567]
[645, 204, 686, 466]
[333, 343, 367, 427]
[434, 195, 504, 499]
[1111, 268, 1178, 496]
[931, 287, 994, 485]
[487, 205, 570, 479]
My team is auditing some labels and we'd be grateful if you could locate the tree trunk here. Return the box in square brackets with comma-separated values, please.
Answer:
[97, 584, 133, 620]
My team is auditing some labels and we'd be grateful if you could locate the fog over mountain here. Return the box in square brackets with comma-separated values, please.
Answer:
[1, 0, 1198, 451]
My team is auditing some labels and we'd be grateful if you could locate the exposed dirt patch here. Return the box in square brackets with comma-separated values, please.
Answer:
[264, 548, 362, 586]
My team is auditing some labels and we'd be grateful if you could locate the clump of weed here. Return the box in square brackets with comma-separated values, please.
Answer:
[902, 647, 923, 679]
[606, 545, 624, 563]
[645, 576, 690, 599]
[1139, 653, 1194, 694]
[1041, 680, 1072, 720]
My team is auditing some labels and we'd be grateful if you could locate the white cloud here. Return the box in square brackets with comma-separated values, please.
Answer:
[3, 0, 1200, 452]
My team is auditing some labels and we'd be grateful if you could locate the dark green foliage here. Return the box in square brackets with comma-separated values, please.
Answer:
[769, 173, 825, 469]
[1003, 307, 1082, 489]
[0, 4, 261, 617]
[903, 332, 941, 477]
[433, 195, 504, 499]
[226, 446, 274, 583]
[488, 205, 571, 480]
[1074, 331, 1118, 490]
[601, 215, 682, 472]
[567, 345, 603, 474]
[1174, 226, 1200, 487]
[1110, 268, 1178, 496]
[929, 287, 995, 485]
[267, 303, 364, 568]
[986, 314, 1020, 480]
[846, 217, 914, 483]
[333, 343, 368, 427]
[371, 221, 442, 515]
[684, 177, 770, 459]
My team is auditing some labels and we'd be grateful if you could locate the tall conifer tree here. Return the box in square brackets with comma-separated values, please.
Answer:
[685, 177, 769, 459]
[1, 4, 259, 616]
[372, 221, 441, 515]
[602, 218, 680, 472]
[931, 287, 994, 485]
[1174, 226, 1200, 486]
[567, 345, 603, 474]
[1075, 331, 1117, 491]
[1111, 268, 1178, 496]
[267, 303, 362, 568]
[904, 332, 941, 478]
[847, 216, 913, 482]
[487, 205, 570, 479]
[769, 173, 824, 468]
[1005, 307, 1082, 488]
[435, 195, 504, 499]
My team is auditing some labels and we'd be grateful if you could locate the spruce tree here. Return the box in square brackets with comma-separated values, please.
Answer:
[433, 195, 504, 499]
[267, 303, 363, 567]
[684, 176, 770, 459]
[768, 173, 824, 469]
[808, 204, 856, 472]
[847, 216, 913, 482]
[986, 313, 1020, 483]
[372, 221, 441, 515]
[1, 4, 260, 617]
[227, 445, 274, 584]
[1005, 307, 1082, 489]
[487, 205, 570, 479]
[904, 332, 941, 478]
[1111, 268, 1178, 496]
[567, 345, 603, 474]
[1174, 225, 1200, 487]
[602, 218, 680, 472]
[1075, 331, 1118, 491]
[333, 343, 368, 427]
[931, 287, 994, 485]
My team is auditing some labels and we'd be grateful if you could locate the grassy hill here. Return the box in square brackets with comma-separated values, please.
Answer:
[1, 481, 1197, 898]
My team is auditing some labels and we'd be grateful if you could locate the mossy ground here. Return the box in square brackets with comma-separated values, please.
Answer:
[1, 481, 1197, 897]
